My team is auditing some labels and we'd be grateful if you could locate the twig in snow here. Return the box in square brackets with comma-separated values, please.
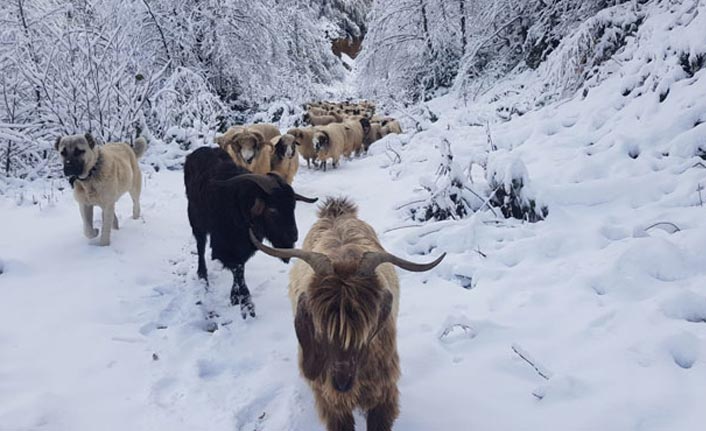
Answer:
[644, 222, 681, 234]
[418, 227, 446, 238]
[485, 121, 497, 152]
[394, 199, 426, 210]
[383, 224, 424, 234]
[475, 247, 487, 258]
[698, 184, 704, 207]
[511, 343, 552, 381]
[464, 185, 499, 217]
[386, 142, 401, 164]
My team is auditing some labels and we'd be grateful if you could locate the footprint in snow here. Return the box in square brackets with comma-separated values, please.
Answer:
[664, 332, 700, 369]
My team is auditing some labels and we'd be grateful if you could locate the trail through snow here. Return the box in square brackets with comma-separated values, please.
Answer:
[2, 120, 705, 429]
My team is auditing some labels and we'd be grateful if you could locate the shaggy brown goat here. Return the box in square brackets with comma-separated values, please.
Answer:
[250, 197, 445, 431]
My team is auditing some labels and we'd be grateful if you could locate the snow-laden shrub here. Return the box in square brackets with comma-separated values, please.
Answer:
[486, 150, 547, 222]
[536, 5, 643, 98]
[149, 68, 226, 146]
[250, 100, 306, 131]
[410, 139, 484, 221]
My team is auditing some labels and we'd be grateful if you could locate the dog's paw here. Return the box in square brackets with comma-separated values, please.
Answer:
[84, 228, 99, 239]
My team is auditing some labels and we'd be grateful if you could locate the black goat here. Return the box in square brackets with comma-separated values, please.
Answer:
[184, 147, 317, 319]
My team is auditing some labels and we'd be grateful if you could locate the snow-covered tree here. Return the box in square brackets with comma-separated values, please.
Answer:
[0, 0, 347, 179]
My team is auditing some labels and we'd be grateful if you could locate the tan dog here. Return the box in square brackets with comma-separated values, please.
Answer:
[55, 133, 147, 246]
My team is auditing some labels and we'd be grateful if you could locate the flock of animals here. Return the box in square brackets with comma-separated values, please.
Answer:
[215, 100, 403, 176]
[55, 100, 443, 431]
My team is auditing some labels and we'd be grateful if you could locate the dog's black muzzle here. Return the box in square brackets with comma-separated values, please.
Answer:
[63, 161, 84, 177]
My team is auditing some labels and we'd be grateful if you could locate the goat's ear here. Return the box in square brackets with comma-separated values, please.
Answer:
[295, 295, 325, 380]
[250, 197, 266, 218]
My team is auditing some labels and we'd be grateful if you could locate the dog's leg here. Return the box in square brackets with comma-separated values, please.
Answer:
[112, 212, 119, 230]
[80, 204, 99, 238]
[98, 204, 114, 246]
[230, 264, 256, 319]
[130, 173, 142, 219]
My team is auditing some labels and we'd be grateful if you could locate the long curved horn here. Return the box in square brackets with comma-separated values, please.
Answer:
[214, 174, 277, 194]
[358, 251, 446, 276]
[294, 193, 318, 203]
[249, 230, 333, 275]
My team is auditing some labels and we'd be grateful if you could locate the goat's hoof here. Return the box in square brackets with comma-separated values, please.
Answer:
[84, 228, 99, 239]
[238, 297, 256, 319]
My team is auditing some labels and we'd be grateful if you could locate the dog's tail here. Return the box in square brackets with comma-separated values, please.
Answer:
[132, 136, 147, 159]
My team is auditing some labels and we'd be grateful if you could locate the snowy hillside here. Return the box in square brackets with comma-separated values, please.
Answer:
[2, 0, 706, 430]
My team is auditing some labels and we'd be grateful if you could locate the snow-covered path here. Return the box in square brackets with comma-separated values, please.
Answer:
[2, 109, 706, 430]
[0, 150, 448, 431]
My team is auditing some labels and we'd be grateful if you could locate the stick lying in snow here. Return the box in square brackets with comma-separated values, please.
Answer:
[511, 343, 552, 380]
[644, 222, 681, 234]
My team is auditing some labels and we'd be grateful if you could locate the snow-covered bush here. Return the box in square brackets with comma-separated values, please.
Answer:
[249, 100, 306, 131]
[410, 139, 484, 221]
[149, 68, 226, 148]
[486, 150, 547, 223]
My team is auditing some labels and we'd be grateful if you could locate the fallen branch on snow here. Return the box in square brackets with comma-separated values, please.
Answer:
[644, 222, 681, 234]
[511, 343, 552, 381]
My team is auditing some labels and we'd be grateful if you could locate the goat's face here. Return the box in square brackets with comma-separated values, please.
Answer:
[250, 175, 302, 254]
[296, 272, 394, 393]
[234, 135, 261, 165]
[313, 131, 330, 154]
[274, 134, 296, 160]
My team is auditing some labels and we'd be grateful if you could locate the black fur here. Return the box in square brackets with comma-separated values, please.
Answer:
[184, 147, 303, 315]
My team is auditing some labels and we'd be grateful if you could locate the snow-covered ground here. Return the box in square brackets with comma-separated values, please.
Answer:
[2, 1, 706, 428]
[2, 103, 706, 430]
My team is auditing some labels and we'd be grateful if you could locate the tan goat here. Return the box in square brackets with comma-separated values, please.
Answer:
[312, 124, 346, 171]
[217, 126, 273, 174]
[364, 123, 384, 152]
[341, 117, 370, 158]
[381, 119, 403, 136]
[287, 127, 317, 169]
[306, 112, 343, 127]
[270, 134, 299, 184]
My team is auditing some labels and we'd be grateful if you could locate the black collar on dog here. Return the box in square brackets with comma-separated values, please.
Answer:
[69, 152, 102, 188]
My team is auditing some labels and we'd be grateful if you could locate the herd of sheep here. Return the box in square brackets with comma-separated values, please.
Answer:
[214, 100, 404, 179]
[183, 101, 438, 431]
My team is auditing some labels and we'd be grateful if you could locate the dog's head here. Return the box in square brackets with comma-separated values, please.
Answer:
[55, 133, 98, 178]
